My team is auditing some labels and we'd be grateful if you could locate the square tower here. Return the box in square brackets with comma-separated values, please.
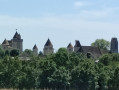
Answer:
[11, 31, 23, 52]
[111, 37, 118, 53]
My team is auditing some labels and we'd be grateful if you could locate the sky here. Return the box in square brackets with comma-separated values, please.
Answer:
[0, 0, 119, 52]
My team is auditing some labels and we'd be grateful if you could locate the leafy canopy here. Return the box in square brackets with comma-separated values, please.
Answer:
[91, 39, 110, 50]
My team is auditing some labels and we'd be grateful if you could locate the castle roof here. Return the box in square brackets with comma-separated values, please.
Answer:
[81, 46, 101, 58]
[67, 43, 73, 48]
[33, 44, 38, 49]
[45, 38, 53, 46]
[2, 39, 9, 45]
[13, 31, 21, 39]
[74, 40, 81, 47]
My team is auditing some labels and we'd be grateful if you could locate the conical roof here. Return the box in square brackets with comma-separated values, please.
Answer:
[13, 31, 21, 39]
[45, 38, 53, 46]
[18, 34, 21, 39]
[33, 44, 38, 49]
[2, 38, 9, 45]
[13, 31, 19, 38]
[67, 43, 73, 48]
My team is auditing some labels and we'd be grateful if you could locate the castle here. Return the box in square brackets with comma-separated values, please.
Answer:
[2, 31, 23, 52]
[1, 31, 118, 58]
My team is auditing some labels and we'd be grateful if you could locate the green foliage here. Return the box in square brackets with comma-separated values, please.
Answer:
[99, 54, 111, 66]
[5, 50, 10, 56]
[0, 48, 4, 59]
[108, 66, 119, 90]
[54, 48, 69, 67]
[48, 66, 71, 89]
[71, 59, 97, 90]
[0, 48, 119, 89]
[10, 49, 19, 57]
[91, 39, 110, 50]
[21, 49, 33, 57]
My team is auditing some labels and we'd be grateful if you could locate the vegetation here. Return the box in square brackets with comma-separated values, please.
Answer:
[0, 47, 119, 90]
[91, 39, 110, 50]
[10, 49, 19, 57]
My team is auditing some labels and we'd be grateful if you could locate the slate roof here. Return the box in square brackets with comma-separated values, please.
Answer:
[33, 44, 38, 49]
[74, 40, 81, 47]
[2, 39, 9, 45]
[13, 31, 21, 39]
[67, 43, 73, 48]
[81, 46, 101, 58]
[45, 38, 53, 46]
[100, 49, 109, 55]
[8, 40, 12, 44]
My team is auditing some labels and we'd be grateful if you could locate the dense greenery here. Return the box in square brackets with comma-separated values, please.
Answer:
[0, 48, 119, 90]
[91, 39, 110, 50]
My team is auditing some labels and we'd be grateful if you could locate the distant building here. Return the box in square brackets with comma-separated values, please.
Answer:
[43, 38, 54, 55]
[68, 40, 101, 58]
[74, 40, 82, 53]
[111, 37, 118, 53]
[2, 31, 23, 52]
[2, 31, 118, 57]
[33, 44, 38, 56]
[67, 43, 73, 53]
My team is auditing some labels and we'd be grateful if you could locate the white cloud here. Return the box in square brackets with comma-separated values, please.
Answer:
[70, 7, 119, 21]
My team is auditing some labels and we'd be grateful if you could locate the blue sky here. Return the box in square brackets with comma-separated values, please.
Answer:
[0, 0, 119, 52]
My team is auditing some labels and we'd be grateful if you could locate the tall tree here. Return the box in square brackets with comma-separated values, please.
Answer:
[10, 49, 19, 57]
[21, 49, 33, 57]
[91, 39, 110, 50]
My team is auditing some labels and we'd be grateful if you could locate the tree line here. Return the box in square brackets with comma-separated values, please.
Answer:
[0, 47, 119, 90]
[0, 39, 118, 90]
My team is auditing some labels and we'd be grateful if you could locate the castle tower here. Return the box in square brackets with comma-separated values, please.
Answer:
[33, 44, 38, 56]
[111, 37, 118, 53]
[2, 38, 10, 50]
[43, 38, 54, 55]
[11, 31, 23, 52]
[74, 40, 82, 53]
[67, 43, 73, 53]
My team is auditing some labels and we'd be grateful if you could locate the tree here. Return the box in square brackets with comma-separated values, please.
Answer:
[10, 49, 19, 57]
[21, 49, 33, 57]
[0, 48, 4, 59]
[91, 39, 110, 50]
[71, 59, 97, 90]
[108, 66, 119, 90]
[5, 50, 10, 56]
[48, 67, 71, 89]
[54, 48, 69, 67]
[99, 54, 111, 66]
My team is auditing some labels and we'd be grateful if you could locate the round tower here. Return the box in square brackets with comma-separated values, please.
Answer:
[43, 38, 54, 55]
[67, 43, 73, 53]
[33, 44, 38, 56]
